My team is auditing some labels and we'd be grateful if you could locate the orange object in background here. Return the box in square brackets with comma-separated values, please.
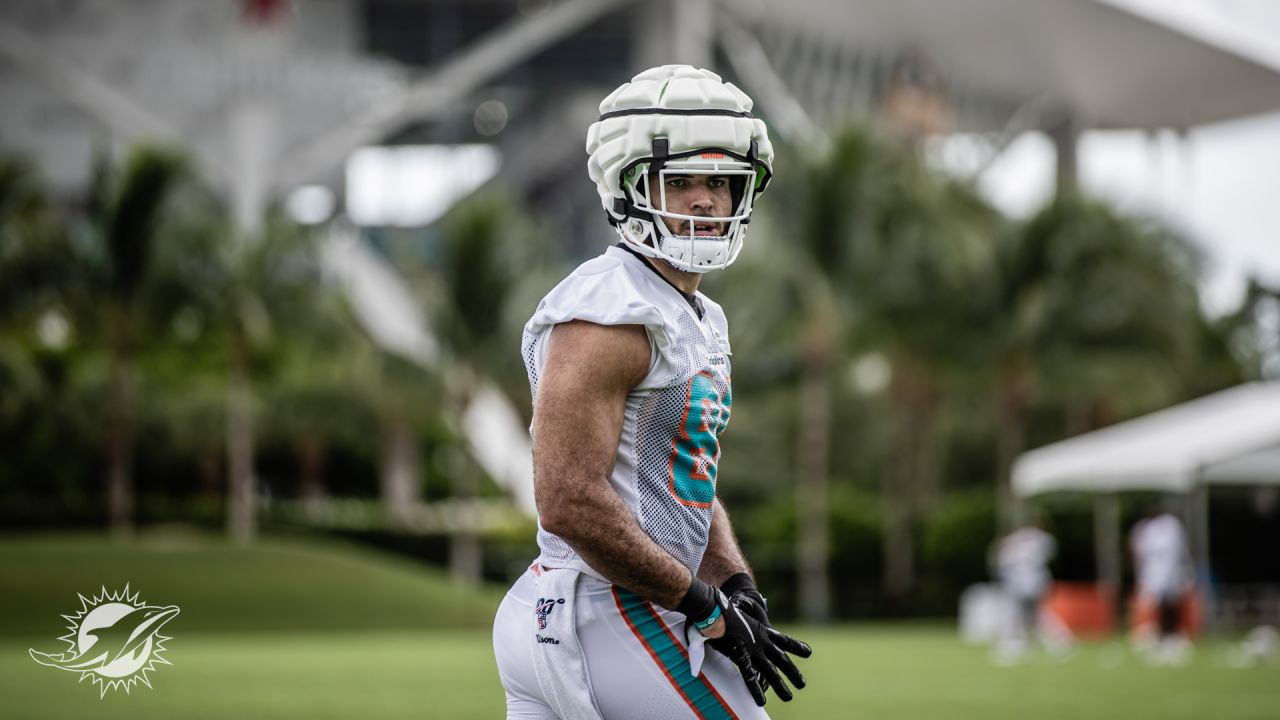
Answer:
[1044, 582, 1116, 637]
[1042, 583, 1204, 639]
[1128, 589, 1202, 638]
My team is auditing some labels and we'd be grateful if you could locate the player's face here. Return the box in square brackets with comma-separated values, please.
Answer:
[647, 173, 733, 237]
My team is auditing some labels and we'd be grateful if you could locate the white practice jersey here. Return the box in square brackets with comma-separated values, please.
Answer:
[1132, 513, 1191, 599]
[522, 245, 733, 580]
[996, 527, 1056, 599]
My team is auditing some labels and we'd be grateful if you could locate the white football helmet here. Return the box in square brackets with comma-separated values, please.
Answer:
[586, 65, 774, 273]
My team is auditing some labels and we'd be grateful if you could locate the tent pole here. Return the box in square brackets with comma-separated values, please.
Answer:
[1189, 477, 1212, 634]
[1051, 111, 1079, 197]
[1093, 493, 1121, 632]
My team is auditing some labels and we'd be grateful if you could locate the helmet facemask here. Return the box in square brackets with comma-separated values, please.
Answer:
[616, 149, 762, 273]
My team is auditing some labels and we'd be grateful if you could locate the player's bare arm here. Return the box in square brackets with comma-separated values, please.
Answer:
[698, 499, 752, 587]
[532, 319, 695, 611]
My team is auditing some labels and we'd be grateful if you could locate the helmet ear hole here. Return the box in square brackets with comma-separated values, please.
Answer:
[623, 164, 651, 207]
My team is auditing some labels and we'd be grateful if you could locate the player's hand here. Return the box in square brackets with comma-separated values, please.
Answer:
[719, 574, 813, 703]
[699, 591, 765, 706]
[722, 573, 770, 624]
[678, 577, 767, 703]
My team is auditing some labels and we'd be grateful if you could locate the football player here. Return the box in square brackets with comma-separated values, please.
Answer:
[492, 65, 812, 719]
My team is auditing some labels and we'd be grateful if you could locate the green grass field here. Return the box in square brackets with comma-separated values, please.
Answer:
[1, 533, 1276, 719]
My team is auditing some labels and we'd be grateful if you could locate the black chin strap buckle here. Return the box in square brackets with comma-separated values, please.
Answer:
[650, 138, 670, 175]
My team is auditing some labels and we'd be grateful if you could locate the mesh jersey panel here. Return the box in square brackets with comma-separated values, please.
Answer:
[521, 252, 733, 577]
[632, 311, 731, 571]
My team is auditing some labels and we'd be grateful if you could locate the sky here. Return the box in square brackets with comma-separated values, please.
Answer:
[971, 0, 1280, 316]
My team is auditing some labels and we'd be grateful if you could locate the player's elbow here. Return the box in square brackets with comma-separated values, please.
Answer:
[538, 509, 572, 539]
[534, 485, 580, 539]
[540, 484, 599, 540]
[537, 489, 591, 537]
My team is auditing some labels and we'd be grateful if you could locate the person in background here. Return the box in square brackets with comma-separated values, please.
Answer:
[990, 517, 1061, 663]
[1131, 501, 1194, 665]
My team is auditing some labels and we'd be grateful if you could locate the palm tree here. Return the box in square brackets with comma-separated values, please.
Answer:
[0, 158, 68, 471]
[0, 158, 69, 323]
[262, 293, 382, 517]
[423, 191, 554, 579]
[768, 127, 1000, 611]
[84, 147, 189, 536]
[370, 349, 447, 529]
[990, 195, 1205, 529]
[860, 146, 1001, 601]
[778, 131, 877, 622]
[1212, 278, 1278, 382]
[166, 208, 328, 542]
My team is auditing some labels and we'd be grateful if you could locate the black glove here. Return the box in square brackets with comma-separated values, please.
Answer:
[718, 573, 813, 704]
[722, 572, 769, 623]
[677, 577, 768, 705]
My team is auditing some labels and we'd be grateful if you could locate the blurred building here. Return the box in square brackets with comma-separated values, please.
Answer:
[6, 0, 1280, 257]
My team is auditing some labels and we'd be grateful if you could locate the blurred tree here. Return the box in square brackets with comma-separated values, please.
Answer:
[0, 158, 62, 422]
[853, 143, 1000, 602]
[727, 128, 999, 615]
[371, 350, 447, 530]
[168, 209, 327, 542]
[137, 339, 226, 509]
[77, 147, 189, 536]
[152, 206, 457, 536]
[431, 191, 559, 400]
[991, 196, 1210, 530]
[0, 159, 70, 325]
[416, 191, 558, 580]
[0, 158, 74, 518]
[260, 294, 381, 518]
[1215, 278, 1279, 381]
[718, 129, 1255, 616]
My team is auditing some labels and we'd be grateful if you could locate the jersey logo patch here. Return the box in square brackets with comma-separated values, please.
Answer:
[535, 597, 565, 630]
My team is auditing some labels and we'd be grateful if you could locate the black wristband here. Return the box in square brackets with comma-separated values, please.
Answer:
[720, 572, 756, 598]
[676, 576, 719, 624]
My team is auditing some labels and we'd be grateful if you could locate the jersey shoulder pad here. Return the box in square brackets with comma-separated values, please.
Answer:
[524, 251, 692, 388]
[525, 253, 666, 336]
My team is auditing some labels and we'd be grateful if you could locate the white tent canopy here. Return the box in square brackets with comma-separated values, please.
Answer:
[1013, 382, 1280, 497]
[1012, 382, 1280, 620]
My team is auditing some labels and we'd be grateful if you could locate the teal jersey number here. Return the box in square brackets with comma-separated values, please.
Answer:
[667, 371, 732, 508]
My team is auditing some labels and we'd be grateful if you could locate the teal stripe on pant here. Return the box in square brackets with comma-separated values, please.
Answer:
[614, 588, 737, 720]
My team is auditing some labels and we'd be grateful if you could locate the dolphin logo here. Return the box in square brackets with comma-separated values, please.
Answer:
[30, 604, 179, 672]
[29, 586, 180, 697]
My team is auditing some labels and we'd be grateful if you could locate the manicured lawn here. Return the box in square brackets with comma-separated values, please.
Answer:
[0, 530, 502, 635]
[767, 625, 1279, 720]
[2, 629, 504, 719]
[4, 625, 1277, 719]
